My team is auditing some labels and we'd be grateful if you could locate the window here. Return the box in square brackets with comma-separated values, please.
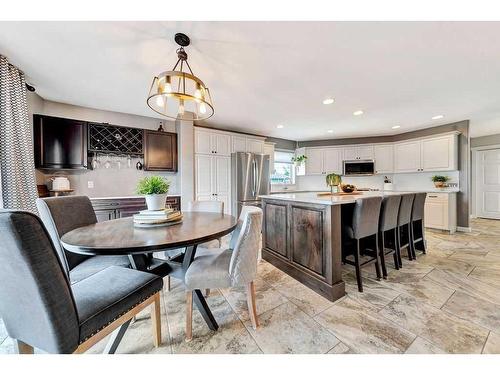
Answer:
[271, 150, 295, 185]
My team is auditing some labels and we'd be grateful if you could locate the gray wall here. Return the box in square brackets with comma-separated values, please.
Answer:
[471, 134, 500, 148]
[29, 93, 181, 197]
[265, 136, 297, 150]
[299, 121, 471, 229]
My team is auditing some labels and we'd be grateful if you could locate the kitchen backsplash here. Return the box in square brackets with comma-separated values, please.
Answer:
[296, 171, 460, 191]
[36, 156, 179, 198]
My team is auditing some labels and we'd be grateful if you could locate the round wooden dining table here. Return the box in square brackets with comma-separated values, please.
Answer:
[61, 211, 238, 332]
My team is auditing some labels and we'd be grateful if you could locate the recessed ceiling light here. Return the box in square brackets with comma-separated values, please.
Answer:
[432, 115, 444, 120]
[392, 125, 401, 129]
[353, 110, 364, 116]
[327, 130, 334, 133]
[276, 124, 284, 129]
[323, 98, 334, 105]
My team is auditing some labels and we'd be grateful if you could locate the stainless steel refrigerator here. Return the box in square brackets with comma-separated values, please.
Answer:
[231, 152, 270, 216]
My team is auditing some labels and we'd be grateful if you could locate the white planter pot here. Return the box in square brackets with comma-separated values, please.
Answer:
[145, 194, 167, 211]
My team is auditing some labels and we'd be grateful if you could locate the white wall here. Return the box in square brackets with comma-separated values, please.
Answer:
[30, 93, 185, 198]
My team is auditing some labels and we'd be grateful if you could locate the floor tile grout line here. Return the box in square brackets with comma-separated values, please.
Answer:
[439, 289, 457, 310]
[441, 302, 498, 338]
[481, 331, 491, 354]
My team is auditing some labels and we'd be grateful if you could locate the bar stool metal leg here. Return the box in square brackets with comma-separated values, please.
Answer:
[354, 239, 363, 292]
[379, 231, 388, 279]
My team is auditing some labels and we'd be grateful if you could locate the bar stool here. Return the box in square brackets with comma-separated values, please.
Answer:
[410, 192, 427, 259]
[342, 196, 383, 292]
[396, 193, 416, 264]
[378, 194, 402, 278]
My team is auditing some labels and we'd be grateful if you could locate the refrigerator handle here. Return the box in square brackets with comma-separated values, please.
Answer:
[252, 158, 258, 197]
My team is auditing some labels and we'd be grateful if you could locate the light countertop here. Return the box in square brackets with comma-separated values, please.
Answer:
[260, 190, 458, 206]
[90, 194, 180, 200]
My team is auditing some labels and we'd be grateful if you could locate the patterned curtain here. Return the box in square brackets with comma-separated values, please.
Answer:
[0, 55, 38, 213]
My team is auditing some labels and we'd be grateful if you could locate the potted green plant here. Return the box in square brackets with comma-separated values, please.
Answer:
[326, 173, 342, 194]
[291, 154, 307, 166]
[431, 175, 450, 188]
[136, 176, 170, 211]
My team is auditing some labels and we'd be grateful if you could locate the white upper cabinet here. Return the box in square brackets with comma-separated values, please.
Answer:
[246, 139, 265, 154]
[342, 145, 374, 160]
[211, 133, 231, 156]
[374, 144, 394, 174]
[231, 135, 265, 154]
[394, 140, 422, 173]
[394, 134, 458, 173]
[304, 147, 342, 175]
[194, 129, 213, 155]
[323, 148, 343, 174]
[305, 148, 324, 175]
[194, 128, 230, 155]
[358, 145, 374, 160]
[342, 147, 358, 161]
[421, 134, 458, 171]
[231, 136, 247, 153]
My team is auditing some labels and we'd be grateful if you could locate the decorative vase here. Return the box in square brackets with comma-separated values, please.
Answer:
[434, 181, 445, 188]
[384, 182, 393, 191]
[145, 194, 167, 211]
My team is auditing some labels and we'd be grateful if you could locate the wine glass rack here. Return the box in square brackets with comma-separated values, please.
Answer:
[88, 123, 143, 155]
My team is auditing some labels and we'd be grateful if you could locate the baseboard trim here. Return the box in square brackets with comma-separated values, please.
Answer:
[457, 226, 472, 233]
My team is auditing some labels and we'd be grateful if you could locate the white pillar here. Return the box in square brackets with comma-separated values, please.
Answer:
[175, 113, 195, 211]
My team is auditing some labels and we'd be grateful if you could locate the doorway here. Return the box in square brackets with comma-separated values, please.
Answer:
[475, 148, 500, 219]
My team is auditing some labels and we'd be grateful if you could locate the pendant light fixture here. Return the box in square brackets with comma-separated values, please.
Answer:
[147, 33, 214, 120]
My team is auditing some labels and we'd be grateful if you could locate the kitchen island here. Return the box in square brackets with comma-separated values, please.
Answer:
[259, 191, 405, 301]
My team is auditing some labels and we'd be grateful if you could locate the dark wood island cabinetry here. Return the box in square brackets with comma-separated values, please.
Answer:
[261, 197, 345, 301]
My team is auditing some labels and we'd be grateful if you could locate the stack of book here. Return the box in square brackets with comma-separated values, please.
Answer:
[133, 208, 183, 227]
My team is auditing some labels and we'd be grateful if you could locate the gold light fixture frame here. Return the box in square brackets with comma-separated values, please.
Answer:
[147, 33, 214, 121]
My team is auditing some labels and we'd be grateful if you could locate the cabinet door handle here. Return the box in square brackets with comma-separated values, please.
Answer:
[428, 195, 438, 198]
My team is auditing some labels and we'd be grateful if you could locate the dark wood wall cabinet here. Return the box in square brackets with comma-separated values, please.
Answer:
[91, 196, 181, 222]
[144, 130, 178, 172]
[34, 115, 88, 169]
[261, 198, 345, 301]
[33, 115, 179, 172]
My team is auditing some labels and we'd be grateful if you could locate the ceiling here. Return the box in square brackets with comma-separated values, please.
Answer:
[1, 21, 499, 140]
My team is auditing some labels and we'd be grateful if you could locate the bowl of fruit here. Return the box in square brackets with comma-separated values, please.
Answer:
[340, 184, 356, 193]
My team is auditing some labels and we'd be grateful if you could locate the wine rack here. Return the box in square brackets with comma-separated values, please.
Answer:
[88, 123, 143, 155]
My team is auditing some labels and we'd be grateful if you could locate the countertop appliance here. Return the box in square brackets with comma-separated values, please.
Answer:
[231, 152, 270, 216]
[51, 176, 71, 191]
[343, 160, 375, 176]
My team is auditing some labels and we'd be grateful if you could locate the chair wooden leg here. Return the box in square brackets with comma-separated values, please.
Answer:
[166, 276, 171, 292]
[205, 289, 210, 297]
[246, 281, 259, 330]
[379, 232, 388, 279]
[354, 240, 363, 292]
[151, 293, 161, 348]
[186, 291, 193, 341]
[16, 340, 34, 354]
[407, 224, 415, 260]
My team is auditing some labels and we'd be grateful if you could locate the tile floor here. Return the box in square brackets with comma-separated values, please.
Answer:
[1, 218, 500, 354]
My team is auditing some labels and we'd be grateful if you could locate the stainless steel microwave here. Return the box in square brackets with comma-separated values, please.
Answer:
[343, 160, 375, 176]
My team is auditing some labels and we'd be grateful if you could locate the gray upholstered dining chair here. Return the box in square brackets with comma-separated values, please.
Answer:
[183, 206, 263, 341]
[0, 209, 163, 354]
[36, 196, 131, 283]
[164, 200, 225, 292]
